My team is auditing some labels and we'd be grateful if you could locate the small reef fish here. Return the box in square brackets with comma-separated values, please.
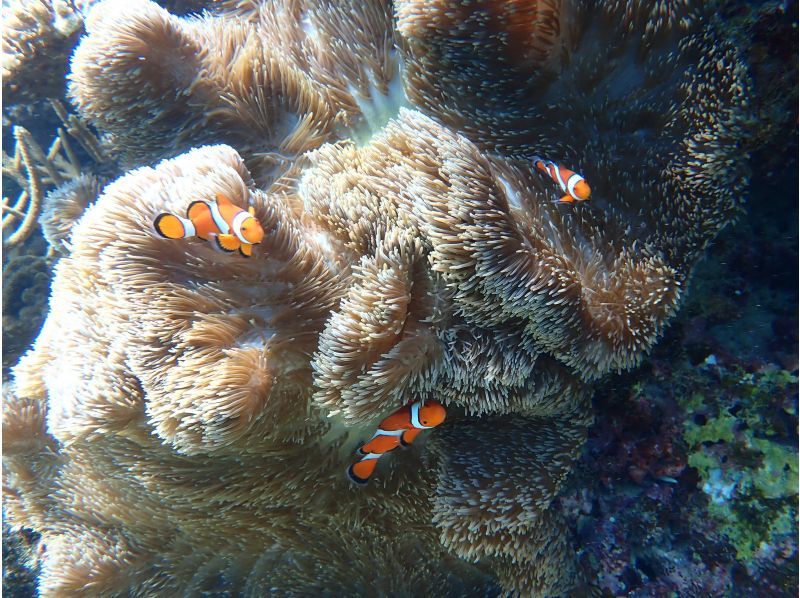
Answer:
[154, 193, 265, 257]
[532, 156, 591, 204]
[347, 400, 447, 485]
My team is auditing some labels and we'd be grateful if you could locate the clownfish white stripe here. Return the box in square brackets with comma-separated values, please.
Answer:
[208, 200, 230, 234]
[179, 216, 196, 238]
[410, 402, 432, 429]
[231, 210, 251, 244]
[371, 428, 405, 439]
[552, 164, 568, 191]
[361, 452, 382, 461]
[566, 173, 583, 198]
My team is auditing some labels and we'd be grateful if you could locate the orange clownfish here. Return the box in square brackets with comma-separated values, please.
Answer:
[347, 400, 446, 485]
[154, 193, 265, 257]
[533, 156, 591, 204]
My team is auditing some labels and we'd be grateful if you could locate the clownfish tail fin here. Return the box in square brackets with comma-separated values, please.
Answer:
[154, 213, 191, 239]
[347, 456, 379, 484]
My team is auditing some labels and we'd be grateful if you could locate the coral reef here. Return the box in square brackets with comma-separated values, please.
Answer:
[2, 255, 51, 376]
[2, 0, 765, 595]
[559, 129, 798, 593]
[2, 522, 40, 598]
[2, 127, 46, 248]
[564, 353, 798, 596]
[2, 100, 110, 250]
[2, 0, 85, 104]
[682, 366, 798, 562]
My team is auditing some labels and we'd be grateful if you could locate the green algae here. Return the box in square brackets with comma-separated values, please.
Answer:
[680, 365, 798, 561]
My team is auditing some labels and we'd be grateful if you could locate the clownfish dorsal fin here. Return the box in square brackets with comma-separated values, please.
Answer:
[248, 206, 255, 216]
[215, 192, 234, 207]
[186, 200, 208, 221]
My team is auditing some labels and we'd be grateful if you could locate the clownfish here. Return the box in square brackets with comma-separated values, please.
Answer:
[154, 193, 265, 257]
[532, 156, 591, 204]
[347, 400, 447, 485]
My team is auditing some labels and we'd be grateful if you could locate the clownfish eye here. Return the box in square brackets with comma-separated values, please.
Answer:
[422, 420, 428, 425]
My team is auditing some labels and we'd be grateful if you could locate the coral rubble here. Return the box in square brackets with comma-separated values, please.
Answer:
[3, 0, 762, 595]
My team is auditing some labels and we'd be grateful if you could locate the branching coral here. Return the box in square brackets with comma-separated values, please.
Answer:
[4, 0, 753, 595]
[2, 128, 45, 248]
[2, 101, 109, 250]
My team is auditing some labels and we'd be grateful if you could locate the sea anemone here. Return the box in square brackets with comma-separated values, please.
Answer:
[4, 0, 752, 594]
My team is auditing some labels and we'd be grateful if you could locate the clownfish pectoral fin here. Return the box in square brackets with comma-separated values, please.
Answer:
[215, 233, 240, 252]
[552, 195, 575, 205]
[208, 234, 233, 253]
[154, 213, 189, 239]
[239, 243, 252, 258]
[400, 428, 422, 447]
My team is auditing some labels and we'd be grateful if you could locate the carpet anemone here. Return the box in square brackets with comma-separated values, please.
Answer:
[5, 0, 751, 595]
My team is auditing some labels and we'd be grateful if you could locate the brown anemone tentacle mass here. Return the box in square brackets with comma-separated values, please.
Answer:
[3, 0, 752, 595]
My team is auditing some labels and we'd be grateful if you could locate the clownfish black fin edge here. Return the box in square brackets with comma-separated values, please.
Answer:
[186, 200, 206, 220]
[153, 213, 186, 239]
[153, 213, 171, 238]
[213, 234, 237, 253]
[346, 465, 369, 486]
